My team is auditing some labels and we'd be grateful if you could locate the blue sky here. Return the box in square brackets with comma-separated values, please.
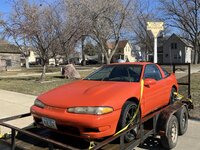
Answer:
[0, 0, 11, 14]
[0, 0, 56, 15]
[0, 0, 160, 14]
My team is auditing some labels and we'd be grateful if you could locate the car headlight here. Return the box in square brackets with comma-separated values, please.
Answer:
[34, 99, 45, 108]
[67, 106, 113, 115]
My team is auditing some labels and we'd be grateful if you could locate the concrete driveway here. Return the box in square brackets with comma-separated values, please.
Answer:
[0, 90, 199, 150]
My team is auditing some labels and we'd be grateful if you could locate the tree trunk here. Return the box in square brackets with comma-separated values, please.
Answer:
[193, 39, 199, 64]
[25, 57, 30, 69]
[106, 56, 111, 64]
[40, 64, 46, 81]
[194, 48, 198, 64]
[101, 54, 105, 64]
[81, 35, 86, 66]
[54, 57, 59, 66]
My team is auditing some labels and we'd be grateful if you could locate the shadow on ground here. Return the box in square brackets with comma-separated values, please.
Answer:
[138, 136, 165, 150]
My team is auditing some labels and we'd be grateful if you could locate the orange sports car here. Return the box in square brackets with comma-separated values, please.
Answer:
[31, 62, 178, 141]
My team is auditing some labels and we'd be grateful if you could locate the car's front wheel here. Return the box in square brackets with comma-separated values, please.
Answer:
[117, 101, 140, 142]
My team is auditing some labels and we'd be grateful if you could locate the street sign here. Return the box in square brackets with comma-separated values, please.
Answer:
[147, 22, 164, 37]
[147, 21, 164, 63]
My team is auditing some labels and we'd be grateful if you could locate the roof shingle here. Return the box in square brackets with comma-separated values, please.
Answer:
[0, 40, 21, 54]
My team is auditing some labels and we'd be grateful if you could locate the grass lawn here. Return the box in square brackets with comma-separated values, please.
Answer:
[0, 70, 92, 96]
[178, 73, 200, 119]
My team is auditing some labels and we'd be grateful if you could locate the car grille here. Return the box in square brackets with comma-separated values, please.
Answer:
[57, 125, 80, 136]
[34, 117, 80, 136]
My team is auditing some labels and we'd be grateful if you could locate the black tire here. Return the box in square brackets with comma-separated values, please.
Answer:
[161, 115, 178, 149]
[117, 101, 140, 143]
[176, 106, 188, 135]
[170, 87, 177, 104]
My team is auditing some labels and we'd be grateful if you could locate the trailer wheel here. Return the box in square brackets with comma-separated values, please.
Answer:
[161, 115, 178, 149]
[177, 106, 188, 135]
[117, 101, 140, 143]
[170, 87, 177, 104]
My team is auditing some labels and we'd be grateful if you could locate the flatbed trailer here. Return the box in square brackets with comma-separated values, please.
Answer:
[0, 63, 194, 150]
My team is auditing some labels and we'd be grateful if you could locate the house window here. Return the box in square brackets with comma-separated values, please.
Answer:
[6, 59, 12, 66]
[171, 43, 177, 49]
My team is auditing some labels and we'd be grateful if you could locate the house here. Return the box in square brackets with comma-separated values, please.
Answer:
[139, 36, 167, 63]
[20, 50, 38, 65]
[107, 40, 136, 62]
[21, 49, 65, 66]
[0, 40, 21, 71]
[163, 34, 193, 63]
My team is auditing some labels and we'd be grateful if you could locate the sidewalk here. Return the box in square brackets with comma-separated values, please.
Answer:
[0, 90, 36, 135]
[0, 71, 60, 78]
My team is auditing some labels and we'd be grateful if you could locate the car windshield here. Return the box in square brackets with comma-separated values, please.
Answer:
[84, 65, 143, 82]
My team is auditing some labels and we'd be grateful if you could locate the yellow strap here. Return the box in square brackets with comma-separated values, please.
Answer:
[174, 92, 193, 103]
[89, 141, 95, 150]
[0, 128, 3, 139]
[88, 80, 145, 149]
[114, 79, 144, 136]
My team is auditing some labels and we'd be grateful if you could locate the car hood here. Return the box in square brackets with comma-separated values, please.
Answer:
[37, 80, 140, 109]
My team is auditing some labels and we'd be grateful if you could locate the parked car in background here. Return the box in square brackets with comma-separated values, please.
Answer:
[86, 59, 98, 65]
[31, 62, 178, 142]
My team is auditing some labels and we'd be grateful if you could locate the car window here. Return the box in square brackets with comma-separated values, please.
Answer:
[84, 65, 142, 82]
[161, 67, 170, 78]
[144, 64, 162, 81]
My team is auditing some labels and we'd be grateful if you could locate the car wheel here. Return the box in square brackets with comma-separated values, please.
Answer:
[117, 101, 140, 143]
[161, 115, 178, 149]
[177, 106, 188, 135]
[170, 87, 177, 104]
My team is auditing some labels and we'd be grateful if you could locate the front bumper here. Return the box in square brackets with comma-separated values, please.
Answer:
[31, 105, 121, 139]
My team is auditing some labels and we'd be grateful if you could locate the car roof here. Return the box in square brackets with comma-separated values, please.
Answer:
[108, 62, 154, 66]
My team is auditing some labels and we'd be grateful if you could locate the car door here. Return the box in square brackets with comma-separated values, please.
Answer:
[142, 64, 167, 116]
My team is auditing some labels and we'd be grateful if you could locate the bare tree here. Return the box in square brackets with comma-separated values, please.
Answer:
[1, 12, 31, 68]
[70, 0, 134, 64]
[4, 0, 60, 81]
[53, 1, 83, 64]
[127, 0, 164, 61]
[2, 24, 30, 69]
[160, 0, 200, 64]
[84, 41, 99, 56]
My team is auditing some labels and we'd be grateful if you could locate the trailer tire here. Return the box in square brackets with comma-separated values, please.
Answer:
[117, 101, 140, 143]
[177, 106, 188, 135]
[161, 115, 178, 149]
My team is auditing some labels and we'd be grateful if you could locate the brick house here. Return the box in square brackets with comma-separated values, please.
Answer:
[0, 40, 21, 71]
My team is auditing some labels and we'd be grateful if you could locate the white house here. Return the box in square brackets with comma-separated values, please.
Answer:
[107, 40, 136, 62]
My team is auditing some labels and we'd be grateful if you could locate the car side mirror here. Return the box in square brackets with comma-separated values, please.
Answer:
[144, 78, 157, 86]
